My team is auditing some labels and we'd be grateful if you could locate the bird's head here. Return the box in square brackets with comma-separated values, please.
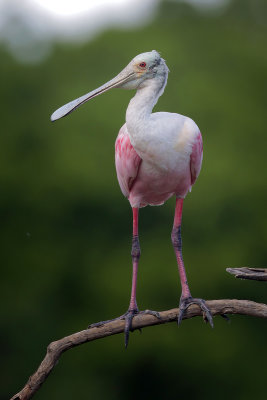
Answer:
[117, 50, 169, 90]
[51, 50, 169, 121]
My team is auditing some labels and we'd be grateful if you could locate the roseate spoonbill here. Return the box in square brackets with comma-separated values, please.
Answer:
[51, 50, 213, 347]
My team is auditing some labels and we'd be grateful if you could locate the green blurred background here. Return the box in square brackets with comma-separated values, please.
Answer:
[1, 0, 267, 399]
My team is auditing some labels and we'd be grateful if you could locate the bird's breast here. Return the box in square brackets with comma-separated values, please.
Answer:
[126, 113, 199, 172]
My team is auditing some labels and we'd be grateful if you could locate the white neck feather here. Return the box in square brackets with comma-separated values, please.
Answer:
[126, 73, 168, 137]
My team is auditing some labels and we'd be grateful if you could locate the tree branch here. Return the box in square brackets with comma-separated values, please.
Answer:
[226, 267, 267, 281]
[10, 299, 267, 400]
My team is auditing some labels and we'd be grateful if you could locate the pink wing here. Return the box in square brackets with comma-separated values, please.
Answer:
[115, 125, 142, 198]
[190, 131, 203, 186]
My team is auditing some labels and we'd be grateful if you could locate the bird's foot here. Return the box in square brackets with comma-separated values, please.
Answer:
[178, 296, 214, 327]
[122, 308, 161, 348]
[122, 308, 139, 348]
[87, 319, 114, 329]
[88, 308, 161, 348]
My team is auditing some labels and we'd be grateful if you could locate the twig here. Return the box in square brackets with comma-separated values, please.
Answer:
[10, 299, 267, 400]
[226, 267, 267, 281]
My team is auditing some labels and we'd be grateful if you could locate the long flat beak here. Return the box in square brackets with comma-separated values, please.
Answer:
[50, 69, 135, 122]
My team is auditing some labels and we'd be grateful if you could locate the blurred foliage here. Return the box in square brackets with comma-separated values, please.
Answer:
[1, 0, 267, 399]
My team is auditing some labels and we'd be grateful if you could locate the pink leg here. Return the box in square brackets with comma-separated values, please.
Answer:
[123, 207, 160, 347]
[129, 207, 140, 311]
[171, 198, 213, 326]
[88, 207, 161, 347]
[171, 198, 191, 298]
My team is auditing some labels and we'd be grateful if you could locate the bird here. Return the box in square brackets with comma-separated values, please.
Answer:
[51, 50, 213, 347]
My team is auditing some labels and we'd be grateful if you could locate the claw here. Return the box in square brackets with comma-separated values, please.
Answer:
[221, 313, 230, 323]
[141, 309, 162, 319]
[124, 308, 162, 347]
[124, 309, 137, 348]
[87, 308, 161, 348]
[87, 320, 108, 329]
[178, 296, 214, 327]
[87, 313, 130, 330]
[87, 310, 138, 347]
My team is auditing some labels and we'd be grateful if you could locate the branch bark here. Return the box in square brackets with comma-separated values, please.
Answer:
[226, 267, 267, 281]
[10, 299, 267, 400]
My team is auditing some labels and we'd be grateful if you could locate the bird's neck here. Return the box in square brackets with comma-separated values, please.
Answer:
[126, 75, 167, 137]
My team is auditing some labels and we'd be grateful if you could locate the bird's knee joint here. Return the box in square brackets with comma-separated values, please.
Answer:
[131, 235, 141, 260]
[171, 226, 182, 251]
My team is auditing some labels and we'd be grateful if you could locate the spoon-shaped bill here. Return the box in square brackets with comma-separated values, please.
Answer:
[50, 71, 135, 122]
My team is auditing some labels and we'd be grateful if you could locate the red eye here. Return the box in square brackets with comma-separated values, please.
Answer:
[139, 62, 146, 68]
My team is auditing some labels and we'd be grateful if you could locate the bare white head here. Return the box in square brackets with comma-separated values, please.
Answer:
[51, 50, 169, 121]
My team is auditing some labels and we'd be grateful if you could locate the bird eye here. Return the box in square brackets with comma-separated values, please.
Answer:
[139, 62, 146, 68]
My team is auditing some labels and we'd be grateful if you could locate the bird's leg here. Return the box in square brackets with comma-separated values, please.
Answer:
[171, 198, 213, 327]
[129, 207, 140, 312]
[122, 207, 161, 347]
[120, 207, 140, 345]
[88, 207, 161, 347]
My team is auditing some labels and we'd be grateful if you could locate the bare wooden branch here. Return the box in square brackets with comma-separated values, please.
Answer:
[226, 267, 267, 281]
[10, 299, 267, 400]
